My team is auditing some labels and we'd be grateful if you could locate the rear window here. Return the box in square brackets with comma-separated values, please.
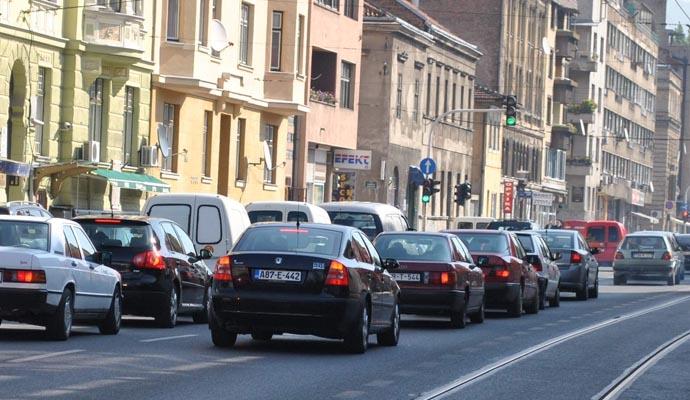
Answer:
[148, 204, 191, 233]
[374, 234, 451, 262]
[608, 227, 620, 242]
[80, 222, 153, 250]
[621, 236, 666, 251]
[476, 222, 491, 229]
[0, 221, 49, 251]
[234, 226, 342, 257]
[486, 221, 531, 231]
[540, 232, 575, 251]
[248, 210, 283, 223]
[328, 212, 380, 239]
[287, 211, 308, 223]
[458, 222, 474, 229]
[454, 233, 510, 255]
[586, 227, 605, 242]
[516, 235, 534, 252]
[676, 235, 690, 251]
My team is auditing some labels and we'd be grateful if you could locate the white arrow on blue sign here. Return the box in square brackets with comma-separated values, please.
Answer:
[420, 158, 437, 176]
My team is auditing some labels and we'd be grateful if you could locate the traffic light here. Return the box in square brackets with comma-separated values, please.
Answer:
[683, 210, 689, 222]
[504, 95, 518, 126]
[454, 184, 462, 205]
[454, 183, 472, 205]
[422, 178, 440, 204]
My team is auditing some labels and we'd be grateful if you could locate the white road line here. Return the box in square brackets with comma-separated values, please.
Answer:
[9, 349, 84, 363]
[139, 334, 198, 343]
[415, 295, 690, 400]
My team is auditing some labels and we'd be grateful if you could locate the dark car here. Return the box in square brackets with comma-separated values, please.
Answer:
[209, 223, 401, 353]
[0, 201, 52, 217]
[674, 234, 690, 272]
[535, 229, 599, 300]
[75, 216, 213, 328]
[374, 232, 485, 328]
[486, 220, 540, 231]
[444, 230, 539, 317]
[515, 232, 561, 309]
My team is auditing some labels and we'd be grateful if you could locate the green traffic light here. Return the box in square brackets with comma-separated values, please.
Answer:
[506, 116, 517, 126]
[422, 194, 431, 204]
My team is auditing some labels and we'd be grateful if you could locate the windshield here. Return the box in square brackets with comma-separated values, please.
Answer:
[328, 212, 380, 239]
[487, 221, 532, 231]
[540, 232, 575, 251]
[454, 233, 510, 255]
[0, 221, 49, 251]
[80, 222, 153, 250]
[234, 226, 342, 257]
[676, 235, 690, 251]
[516, 235, 534, 252]
[620, 236, 666, 251]
[375, 235, 451, 262]
[586, 227, 605, 242]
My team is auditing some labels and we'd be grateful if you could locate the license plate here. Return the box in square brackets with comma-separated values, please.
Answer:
[253, 269, 302, 282]
[391, 272, 421, 282]
[632, 252, 654, 259]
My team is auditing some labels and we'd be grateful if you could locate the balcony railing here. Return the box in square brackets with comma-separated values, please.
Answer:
[310, 88, 336, 106]
[83, 5, 145, 51]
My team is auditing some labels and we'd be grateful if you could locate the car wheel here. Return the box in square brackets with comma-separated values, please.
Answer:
[99, 287, 122, 335]
[588, 279, 599, 299]
[377, 302, 400, 346]
[211, 326, 238, 348]
[613, 274, 626, 286]
[576, 278, 589, 301]
[450, 300, 467, 329]
[46, 288, 74, 341]
[549, 287, 560, 308]
[344, 303, 369, 354]
[193, 287, 211, 324]
[251, 331, 273, 341]
[525, 286, 539, 315]
[156, 287, 178, 328]
[507, 289, 523, 318]
[469, 297, 485, 324]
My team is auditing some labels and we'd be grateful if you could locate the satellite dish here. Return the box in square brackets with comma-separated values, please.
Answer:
[541, 37, 551, 54]
[209, 19, 230, 53]
[157, 123, 171, 158]
[262, 141, 273, 171]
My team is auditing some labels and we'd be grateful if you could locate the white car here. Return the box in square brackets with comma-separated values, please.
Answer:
[0, 216, 122, 340]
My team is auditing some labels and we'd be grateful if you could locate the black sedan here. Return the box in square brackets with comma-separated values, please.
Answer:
[209, 223, 401, 353]
[76, 216, 213, 328]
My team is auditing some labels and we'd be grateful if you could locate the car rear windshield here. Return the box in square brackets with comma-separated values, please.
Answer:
[375, 235, 451, 262]
[80, 221, 153, 250]
[620, 236, 666, 251]
[234, 226, 342, 257]
[675, 235, 690, 251]
[455, 233, 510, 255]
[328, 212, 380, 238]
[586, 227, 605, 242]
[540, 232, 574, 251]
[248, 210, 282, 223]
[516, 235, 534, 252]
[486, 221, 531, 231]
[0, 221, 49, 251]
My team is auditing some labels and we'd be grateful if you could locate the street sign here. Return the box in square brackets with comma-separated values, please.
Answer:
[666, 201, 674, 210]
[420, 158, 437, 176]
[408, 166, 425, 186]
[503, 181, 514, 214]
[364, 181, 378, 189]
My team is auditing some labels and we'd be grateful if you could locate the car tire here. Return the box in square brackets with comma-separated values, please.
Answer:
[613, 274, 626, 286]
[549, 287, 560, 308]
[98, 287, 122, 335]
[46, 288, 74, 341]
[576, 278, 589, 301]
[450, 300, 467, 329]
[344, 303, 369, 354]
[588, 279, 599, 299]
[156, 287, 178, 328]
[211, 326, 238, 348]
[469, 298, 485, 324]
[525, 286, 539, 315]
[377, 303, 400, 346]
[193, 287, 211, 324]
[251, 331, 273, 341]
[507, 290, 523, 318]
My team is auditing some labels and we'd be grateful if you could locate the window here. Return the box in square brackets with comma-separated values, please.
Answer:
[134, 0, 143, 16]
[239, 3, 252, 65]
[198, 0, 208, 46]
[123, 86, 135, 165]
[161, 222, 183, 253]
[425, 72, 431, 116]
[317, 0, 339, 9]
[270, 11, 283, 71]
[395, 73, 402, 119]
[64, 226, 82, 259]
[148, 204, 191, 233]
[202, 111, 212, 177]
[451, 82, 456, 122]
[72, 227, 97, 262]
[99, 0, 121, 12]
[340, 61, 354, 109]
[287, 211, 308, 223]
[197, 205, 222, 244]
[344, 0, 356, 19]
[249, 210, 283, 223]
[262, 124, 277, 184]
[0, 221, 48, 251]
[297, 15, 305, 75]
[161, 103, 176, 171]
[435, 75, 440, 117]
[235, 118, 246, 181]
[167, 0, 180, 41]
[88, 78, 104, 145]
[173, 224, 196, 256]
[35, 67, 47, 156]
[443, 79, 448, 116]
[413, 78, 420, 122]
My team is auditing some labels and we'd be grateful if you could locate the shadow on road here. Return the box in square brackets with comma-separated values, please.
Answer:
[217, 335, 387, 356]
[121, 318, 197, 329]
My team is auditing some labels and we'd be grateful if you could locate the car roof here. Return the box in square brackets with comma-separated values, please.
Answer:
[319, 201, 402, 214]
[626, 231, 669, 237]
[443, 229, 511, 236]
[74, 215, 170, 224]
[377, 231, 454, 238]
[533, 229, 577, 235]
[248, 222, 355, 233]
[0, 215, 52, 223]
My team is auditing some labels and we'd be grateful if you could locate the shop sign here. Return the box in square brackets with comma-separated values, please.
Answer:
[630, 189, 645, 207]
[503, 182, 514, 214]
[333, 150, 371, 170]
[532, 192, 555, 206]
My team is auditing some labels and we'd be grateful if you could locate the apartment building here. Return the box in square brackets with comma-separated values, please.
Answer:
[151, 0, 308, 203]
[290, 0, 363, 203]
[1, 0, 158, 215]
[356, 0, 481, 230]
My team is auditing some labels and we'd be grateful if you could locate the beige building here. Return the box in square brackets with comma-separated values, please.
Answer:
[151, 0, 308, 203]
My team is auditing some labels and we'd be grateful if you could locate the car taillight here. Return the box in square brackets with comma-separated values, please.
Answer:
[429, 271, 456, 286]
[662, 252, 672, 261]
[615, 251, 625, 260]
[132, 250, 166, 270]
[495, 269, 511, 279]
[214, 256, 233, 282]
[325, 260, 349, 286]
[571, 251, 583, 264]
[3, 269, 46, 284]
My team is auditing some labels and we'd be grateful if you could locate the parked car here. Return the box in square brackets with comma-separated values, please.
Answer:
[374, 232, 485, 328]
[486, 220, 541, 231]
[209, 223, 401, 353]
[613, 232, 683, 286]
[246, 201, 331, 224]
[515, 231, 560, 309]
[443, 230, 539, 317]
[674, 233, 690, 272]
[0, 201, 52, 217]
[320, 202, 410, 240]
[143, 193, 251, 265]
[535, 229, 599, 300]
[0, 216, 121, 340]
[75, 216, 213, 327]
[456, 217, 496, 230]
[584, 221, 627, 267]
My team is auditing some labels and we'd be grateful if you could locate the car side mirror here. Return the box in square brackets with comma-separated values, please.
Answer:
[383, 258, 400, 270]
[552, 252, 562, 261]
[199, 248, 213, 260]
[590, 248, 600, 255]
[100, 251, 112, 267]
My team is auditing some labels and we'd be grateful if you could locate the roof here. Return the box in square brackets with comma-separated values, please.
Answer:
[0, 215, 52, 222]
[247, 222, 356, 234]
[73, 215, 167, 223]
[377, 231, 455, 238]
[533, 229, 578, 235]
[319, 201, 403, 214]
[442, 229, 511, 236]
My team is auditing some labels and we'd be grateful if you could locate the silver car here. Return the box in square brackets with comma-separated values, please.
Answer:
[613, 232, 683, 286]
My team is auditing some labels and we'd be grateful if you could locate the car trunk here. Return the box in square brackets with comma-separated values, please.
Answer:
[616, 248, 674, 272]
[0, 248, 42, 269]
[231, 253, 332, 294]
[471, 253, 517, 283]
[391, 261, 455, 288]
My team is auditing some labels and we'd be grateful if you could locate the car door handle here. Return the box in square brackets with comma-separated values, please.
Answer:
[71, 261, 77, 267]
[89, 265, 96, 270]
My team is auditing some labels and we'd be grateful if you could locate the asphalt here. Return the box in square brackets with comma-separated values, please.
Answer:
[1, 271, 690, 400]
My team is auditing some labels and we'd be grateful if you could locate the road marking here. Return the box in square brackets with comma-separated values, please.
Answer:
[593, 329, 690, 400]
[415, 295, 690, 400]
[140, 334, 198, 343]
[335, 390, 365, 398]
[364, 380, 394, 388]
[9, 349, 84, 363]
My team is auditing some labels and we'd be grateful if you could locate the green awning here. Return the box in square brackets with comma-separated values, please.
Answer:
[90, 169, 170, 193]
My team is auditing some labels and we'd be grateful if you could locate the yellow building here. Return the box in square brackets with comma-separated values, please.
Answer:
[151, 0, 309, 202]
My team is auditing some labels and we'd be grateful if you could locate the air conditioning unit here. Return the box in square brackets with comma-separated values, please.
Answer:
[139, 145, 159, 167]
[650, 210, 662, 219]
[83, 140, 100, 163]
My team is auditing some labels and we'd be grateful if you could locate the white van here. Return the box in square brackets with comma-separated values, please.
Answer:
[456, 216, 497, 229]
[246, 201, 331, 224]
[142, 193, 250, 264]
[320, 202, 410, 240]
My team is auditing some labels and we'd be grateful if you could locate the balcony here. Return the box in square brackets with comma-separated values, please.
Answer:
[566, 99, 597, 125]
[570, 54, 598, 72]
[566, 157, 593, 176]
[553, 78, 577, 103]
[83, 5, 145, 54]
[556, 29, 579, 59]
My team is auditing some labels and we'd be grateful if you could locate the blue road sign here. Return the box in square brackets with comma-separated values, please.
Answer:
[420, 158, 437, 176]
[408, 166, 425, 186]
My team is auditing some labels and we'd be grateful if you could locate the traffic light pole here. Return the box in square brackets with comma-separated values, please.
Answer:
[422, 108, 503, 231]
